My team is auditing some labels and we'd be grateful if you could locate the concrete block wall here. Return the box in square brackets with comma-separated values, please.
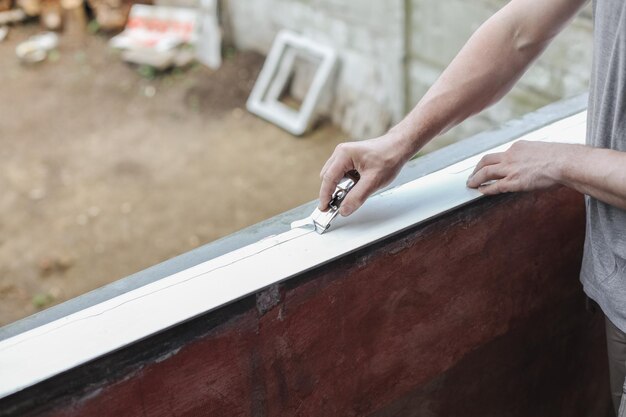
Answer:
[409, 0, 593, 150]
[224, 0, 593, 145]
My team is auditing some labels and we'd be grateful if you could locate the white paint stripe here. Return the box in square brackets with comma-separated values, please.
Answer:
[0, 112, 587, 398]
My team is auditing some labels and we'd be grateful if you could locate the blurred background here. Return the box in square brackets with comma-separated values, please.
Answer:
[0, 0, 592, 325]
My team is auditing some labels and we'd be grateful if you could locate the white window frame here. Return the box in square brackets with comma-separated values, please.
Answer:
[246, 30, 338, 136]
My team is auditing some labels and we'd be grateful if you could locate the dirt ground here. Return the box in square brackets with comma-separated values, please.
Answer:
[0, 24, 345, 326]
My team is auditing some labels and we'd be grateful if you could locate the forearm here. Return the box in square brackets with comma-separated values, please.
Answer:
[391, 15, 543, 155]
[559, 145, 626, 210]
[316, 0, 588, 216]
[389, 0, 587, 160]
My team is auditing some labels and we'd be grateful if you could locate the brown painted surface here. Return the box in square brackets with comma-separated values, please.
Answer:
[35, 188, 610, 417]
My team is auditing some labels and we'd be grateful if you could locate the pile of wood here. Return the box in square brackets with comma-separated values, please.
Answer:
[0, 0, 146, 33]
[0, 0, 13, 12]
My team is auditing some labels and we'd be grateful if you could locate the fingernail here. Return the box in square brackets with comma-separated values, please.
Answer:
[340, 206, 352, 216]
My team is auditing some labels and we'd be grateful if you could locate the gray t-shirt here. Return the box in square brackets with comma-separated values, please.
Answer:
[581, 0, 626, 332]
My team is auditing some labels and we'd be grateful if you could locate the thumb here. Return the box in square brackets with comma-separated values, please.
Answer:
[339, 178, 376, 217]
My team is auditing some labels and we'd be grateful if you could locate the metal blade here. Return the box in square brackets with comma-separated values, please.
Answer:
[290, 216, 316, 232]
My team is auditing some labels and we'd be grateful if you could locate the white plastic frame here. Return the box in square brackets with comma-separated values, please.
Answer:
[246, 30, 337, 136]
[196, 0, 222, 70]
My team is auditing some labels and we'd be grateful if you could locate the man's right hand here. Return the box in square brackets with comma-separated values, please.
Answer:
[318, 134, 412, 217]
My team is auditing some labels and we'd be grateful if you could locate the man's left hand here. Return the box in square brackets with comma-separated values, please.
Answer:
[466, 140, 570, 194]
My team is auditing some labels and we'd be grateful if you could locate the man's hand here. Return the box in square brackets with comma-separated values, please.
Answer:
[467, 140, 626, 210]
[466, 140, 571, 194]
[319, 134, 411, 216]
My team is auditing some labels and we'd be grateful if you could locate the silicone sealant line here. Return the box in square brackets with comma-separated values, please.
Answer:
[0, 228, 314, 353]
[0, 111, 587, 399]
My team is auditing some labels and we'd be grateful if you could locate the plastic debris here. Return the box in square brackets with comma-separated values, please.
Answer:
[110, 5, 198, 52]
[246, 30, 338, 136]
[110, 4, 199, 71]
[0, 8, 26, 25]
[15, 32, 59, 64]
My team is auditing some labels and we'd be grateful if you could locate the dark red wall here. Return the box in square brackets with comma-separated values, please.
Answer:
[36, 188, 611, 417]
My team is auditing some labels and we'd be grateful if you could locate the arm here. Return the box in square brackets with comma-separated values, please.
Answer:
[319, 0, 588, 216]
[467, 141, 626, 210]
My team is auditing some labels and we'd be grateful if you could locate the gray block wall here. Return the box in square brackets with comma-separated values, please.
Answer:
[408, 0, 593, 150]
[224, 0, 592, 145]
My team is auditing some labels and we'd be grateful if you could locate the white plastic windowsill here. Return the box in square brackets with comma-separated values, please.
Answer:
[0, 112, 587, 398]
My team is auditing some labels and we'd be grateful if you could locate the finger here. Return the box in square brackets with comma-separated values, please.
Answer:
[318, 158, 353, 210]
[470, 152, 505, 178]
[320, 143, 348, 180]
[339, 177, 376, 216]
[319, 155, 336, 180]
[466, 164, 506, 188]
[478, 179, 511, 195]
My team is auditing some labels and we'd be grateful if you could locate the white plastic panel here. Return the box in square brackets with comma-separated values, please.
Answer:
[246, 30, 337, 136]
